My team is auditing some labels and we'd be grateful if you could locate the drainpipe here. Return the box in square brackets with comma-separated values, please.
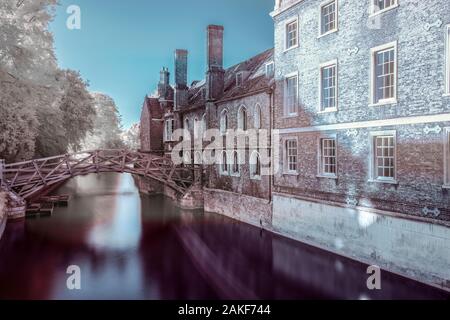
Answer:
[268, 80, 275, 204]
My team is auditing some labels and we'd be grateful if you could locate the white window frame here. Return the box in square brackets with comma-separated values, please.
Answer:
[284, 71, 299, 117]
[220, 109, 228, 136]
[265, 62, 275, 78]
[283, 137, 299, 175]
[444, 127, 450, 188]
[254, 103, 262, 129]
[445, 25, 450, 96]
[369, 130, 397, 184]
[183, 150, 192, 165]
[369, 0, 398, 18]
[164, 118, 174, 142]
[238, 105, 248, 131]
[250, 151, 262, 180]
[184, 118, 191, 141]
[284, 16, 299, 52]
[230, 150, 241, 177]
[194, 117, 200, 140]
[317, 134, 337, 179]
[370, 41, 398, 106]
[319, 59, 338, 113]
[318, 0, 338, 38]
[219, 150, 229, 175]
[194, 151, 203, 165]
[201, 113, 207, 138]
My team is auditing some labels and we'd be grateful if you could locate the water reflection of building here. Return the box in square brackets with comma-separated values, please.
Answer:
[138, 1, 450, 290]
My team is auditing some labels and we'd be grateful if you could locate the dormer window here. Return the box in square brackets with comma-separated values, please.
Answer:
[266, 62, 274, 78]
[236, 72, 243, 87]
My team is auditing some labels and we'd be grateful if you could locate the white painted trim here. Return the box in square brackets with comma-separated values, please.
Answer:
[369, 130, 397, 184]
[368, 0, 399, 18]
[444, 127, 450, 187]
[230, 150, 241, 177]
[238, 104, 248, 131]
[219, 108, 229, 136]
[318, 0, 338, 37]
[249, 150, 262, 180]
[368, 98, 398, 107]
[319, 59, 338, 113]
[282, 136, 299, 175]
[254, 103, 262, 129]
[284, 16, 300, 52]
[277, 113, 450, 134]
[284, 71, 299, 117]
[271, 0, 304, 18]
[219, 150, 229, 176]
[446, 25, 450, 95]
[317, 133, 338, 179]
[370, 41, 398, 105]
[265, 61, 275, 78]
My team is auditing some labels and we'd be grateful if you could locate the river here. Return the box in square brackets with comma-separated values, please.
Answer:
[0, 173, 447, 299]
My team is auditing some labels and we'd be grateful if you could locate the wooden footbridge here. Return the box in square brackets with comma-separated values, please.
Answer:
[0, 150, 195, 200]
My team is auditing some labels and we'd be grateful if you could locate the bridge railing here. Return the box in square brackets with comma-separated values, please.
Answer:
[2, 150, 195, 199]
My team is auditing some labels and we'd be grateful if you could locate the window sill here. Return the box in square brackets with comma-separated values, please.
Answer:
[282, 113, 298, 118]
[443, 93, 450, 97]
[442, 185, 450, 190]
[283, 171, 299, 176]
[317, 29, 338, 39]
[230, 173, 241, 177]
[318, 108, 338, 114]
[369, 99, 397, 107]
[368, 178, 398, 185]
[369, 4, 399, 18]
[283, 44, 299, 53]
[251, 175, 262, 181]
[317, 174, 337, 180]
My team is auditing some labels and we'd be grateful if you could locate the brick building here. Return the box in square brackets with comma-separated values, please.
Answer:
[139, 1, 450, 288]
[139, 25, 275, 227]
[270, 0, 450, 287]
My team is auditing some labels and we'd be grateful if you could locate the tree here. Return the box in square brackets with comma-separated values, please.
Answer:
[59, 70, 96, 153]
[122, 123, 141, 151]
[1, 1, 98, 161]
[80, 92, 125, 151]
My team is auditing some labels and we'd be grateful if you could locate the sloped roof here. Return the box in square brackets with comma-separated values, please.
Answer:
[187, 48, 274, 107]
[144, 96, 164, 118]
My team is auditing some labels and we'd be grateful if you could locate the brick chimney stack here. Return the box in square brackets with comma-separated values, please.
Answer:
[174, 49, 188, 109]
[206, 25, 225, 101]
[158, 67, 170, 100]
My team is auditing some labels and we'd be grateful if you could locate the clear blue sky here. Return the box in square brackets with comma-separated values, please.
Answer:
[50, 0, 274, 128]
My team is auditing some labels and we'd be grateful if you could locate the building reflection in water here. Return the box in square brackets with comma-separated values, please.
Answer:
[0, 173, 447, 300]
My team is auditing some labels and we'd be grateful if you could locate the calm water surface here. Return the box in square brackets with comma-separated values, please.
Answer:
[0, 173, 448, 300]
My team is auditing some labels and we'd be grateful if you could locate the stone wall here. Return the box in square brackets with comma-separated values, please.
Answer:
[204, 188, 272, 229]
[273, 0, 450, 220]
[134, 176, 164, 195]
[274, 122, 450, 221]
[209, 92, 272, 200]
[272, 193, 450, 290]
[0, 191, 6, 240]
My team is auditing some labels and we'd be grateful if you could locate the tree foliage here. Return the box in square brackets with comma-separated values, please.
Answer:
[0, 0, 97, 162]
[122, 123, 141, 151]
[80, 92, 125, 151]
